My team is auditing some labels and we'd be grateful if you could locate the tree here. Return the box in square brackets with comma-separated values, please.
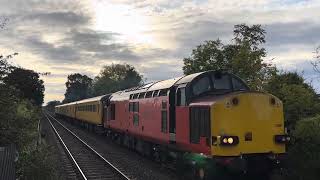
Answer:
[4, 67, 45, 106]
[93, 63, 143, 96]
[0, 53, 18, 81]
[183, 24, 276, 90]
[265, 72, 320, 130]
[45, 100, 61, 112]
[63, 73, 92, 103]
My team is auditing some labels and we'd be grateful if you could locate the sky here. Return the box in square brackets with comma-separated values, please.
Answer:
[0, 0, 320, 104]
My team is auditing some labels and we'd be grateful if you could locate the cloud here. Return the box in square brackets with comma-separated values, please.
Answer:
[266, 21, 320, 47]
[1, 0, 320, 104]
[21, 11, 91, 27]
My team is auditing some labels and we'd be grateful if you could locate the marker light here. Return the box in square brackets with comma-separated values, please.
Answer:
[274, 135, 290, 144]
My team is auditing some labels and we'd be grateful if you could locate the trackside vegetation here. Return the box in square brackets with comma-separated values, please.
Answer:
[0, 55, 57, 179]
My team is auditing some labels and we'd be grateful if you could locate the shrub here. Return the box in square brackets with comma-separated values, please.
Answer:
[286, 115, 320, 180]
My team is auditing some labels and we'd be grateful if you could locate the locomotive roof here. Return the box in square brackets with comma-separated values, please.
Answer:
[56, 70, 229, 104]
[110, 70, 223, 101]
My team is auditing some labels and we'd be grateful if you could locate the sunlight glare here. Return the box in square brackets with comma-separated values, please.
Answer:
[92, 1, 153, 45]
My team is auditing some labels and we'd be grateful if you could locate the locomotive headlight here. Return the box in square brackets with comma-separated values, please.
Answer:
[223, 138, 228, 144]
[227, 137, 234, 144]
[220, 136, 239, 146]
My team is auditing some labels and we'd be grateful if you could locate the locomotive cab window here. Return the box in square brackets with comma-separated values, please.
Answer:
[177, 88, 186, 106]
[192, 76, 211, 96]
[232, 77, 248, 91]
[211, 73, 231, 90]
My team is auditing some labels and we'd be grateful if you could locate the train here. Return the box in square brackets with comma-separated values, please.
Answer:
[55, 70, 289, 179]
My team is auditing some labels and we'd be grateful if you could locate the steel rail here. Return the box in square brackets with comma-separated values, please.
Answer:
[44, 113, 88, 180]
[45, 112, 131, 180]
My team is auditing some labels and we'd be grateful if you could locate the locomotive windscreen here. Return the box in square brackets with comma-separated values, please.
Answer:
[191, 72, 249, 96]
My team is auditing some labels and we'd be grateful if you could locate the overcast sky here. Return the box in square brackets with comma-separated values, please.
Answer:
[1, 0, 319, 104]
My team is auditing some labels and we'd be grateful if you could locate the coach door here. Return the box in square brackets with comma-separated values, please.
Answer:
[102, 97, 110, 123]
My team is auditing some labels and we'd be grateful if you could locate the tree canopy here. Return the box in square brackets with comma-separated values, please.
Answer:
[4, 67, 45, 106]
[264, 72, 320, 129]
[45, 100, 61, 112]
[63, 73, 92, 103]
[183, 24, 276, 90]
[92, 63, 143, 96]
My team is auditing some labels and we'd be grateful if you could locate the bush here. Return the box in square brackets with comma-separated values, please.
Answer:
[286, 115, 320, 180]
[17, 144, 57, 180]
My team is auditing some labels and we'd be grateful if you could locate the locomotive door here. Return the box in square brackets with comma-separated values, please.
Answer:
[169, 86, 176, 141]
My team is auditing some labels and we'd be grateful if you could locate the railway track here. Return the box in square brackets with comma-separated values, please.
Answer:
[44, 112, 131, 180]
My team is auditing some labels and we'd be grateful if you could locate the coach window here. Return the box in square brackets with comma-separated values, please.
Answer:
[153, 90, 160, 97]
[177, 88, 186, 106]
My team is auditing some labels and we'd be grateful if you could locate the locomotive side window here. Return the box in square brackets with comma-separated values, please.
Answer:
[159, 89, 168, 96]
[133, 114, 139, 126]
[192, 76, 211, 95]
[129, 102, 133, 112]
[133, 93, 138, 99]
[139, 92, 146, 99]
[177, 88, 186, 106]
[129, 102, 139, 112]
[145, 91, 153, 98]
[153, 90, 160, 97]
[133, 102, 139, 112]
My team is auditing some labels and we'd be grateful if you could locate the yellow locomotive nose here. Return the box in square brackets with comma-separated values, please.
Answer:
[211, 92, 286, 156]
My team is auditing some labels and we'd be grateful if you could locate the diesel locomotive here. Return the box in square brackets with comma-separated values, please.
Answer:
[55, 70, 288, 179]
